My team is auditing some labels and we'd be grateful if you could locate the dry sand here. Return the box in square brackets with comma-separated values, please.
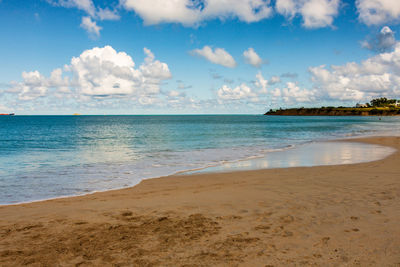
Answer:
[1, 136, 400, 266]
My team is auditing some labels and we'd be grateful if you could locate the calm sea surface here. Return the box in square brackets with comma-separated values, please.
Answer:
[1, 115, 399, 204]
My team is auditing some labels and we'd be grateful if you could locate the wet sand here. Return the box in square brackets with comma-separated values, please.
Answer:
[1, 136, 400, 266]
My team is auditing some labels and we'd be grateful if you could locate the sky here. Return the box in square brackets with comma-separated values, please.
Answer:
[1, 0, 400, 114]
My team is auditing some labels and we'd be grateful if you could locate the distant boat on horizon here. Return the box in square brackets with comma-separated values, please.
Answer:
[0, 113, 14, 116]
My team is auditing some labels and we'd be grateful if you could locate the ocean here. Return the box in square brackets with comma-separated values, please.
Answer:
[1, 115, 399, 205]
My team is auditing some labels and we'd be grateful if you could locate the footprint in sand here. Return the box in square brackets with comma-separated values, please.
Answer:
[121, 211, 133, 217]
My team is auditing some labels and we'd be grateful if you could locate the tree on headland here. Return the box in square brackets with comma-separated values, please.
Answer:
[370, 97, 397, 107]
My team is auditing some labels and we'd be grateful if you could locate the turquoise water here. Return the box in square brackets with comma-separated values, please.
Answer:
[1, 115, 399, 204]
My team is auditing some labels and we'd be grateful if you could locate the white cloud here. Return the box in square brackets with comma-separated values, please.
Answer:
[165, 90, 190, 106]
[11, 71, 48, 101]
[96, 8, 120, 21]
[276, 0, 297, 18]
[168, 90, 182, 98]
[280, 82, 315, 103]
[362, 26, 396, 52]
[67, 46, 139, 96]
[255, 72, 268, 93]
[121, 0, 199, 26]
[265, 82, 315, 104]
[254, 72, 281, 94]
[138, 96, 158, 105]
[216, 75, 313, 106]
[48, 0, 120, 20]
[69, 46, 171, 97]
[252, 72, 315, 105]
[309, 42, 400, 101]
[10, 46, 172, 101]
[121, 0, 273, 26]
[80, 16, 102, 37]
[191, 46, 236, 68]
[47, 0, 120, 37]
[243, 48, 263, 67]
[276, 0, 340, 28]
[203, 0, 273, 23]
[356, 0, 400, 25]
[0, 104, 10, 112]
[140, 48, 172, 80]
[48, 0, 96, 17]
[301, 0, 340, 28]
[270, 76, 281, 85]
[217, 83, 258, 102]
[9, 69, 70, 101]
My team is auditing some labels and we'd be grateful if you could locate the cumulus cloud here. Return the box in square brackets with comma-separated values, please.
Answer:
[255, 72, 268, 93]
[278, 82, 315, 103]
[80, 16, 102, 37]
[254, 72, 281, 94]
[67, 46, 138, 96]
[10, 46, 172, 101]
[9, 69, 70, 101]
[121, 0, 273, 26]
[257, 41, 400, 105]
[252, 71, 314, 104]
[11, 71, 49, 101]
[356, 0, 400, 25]
[141, 48, 172, 80]
[276, 0, 340, 28]
[191, 46, 236, 68]
[217, 83, 258, 102]
[168, 90, 183, 98]
[217, 73, 313, 106]
[309, 43, 400, 101]
[243, 48, 263, 68]
[362, 26, 396, 52]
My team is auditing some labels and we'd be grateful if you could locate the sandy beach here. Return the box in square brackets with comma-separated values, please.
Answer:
[1, 136, 400, 266]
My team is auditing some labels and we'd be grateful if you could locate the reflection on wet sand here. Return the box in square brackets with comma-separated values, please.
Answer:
[191, 141, 396, 174]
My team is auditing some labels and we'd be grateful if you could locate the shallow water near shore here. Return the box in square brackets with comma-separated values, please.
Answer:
[1, 115, 400, 205]
[186, 141, 396, 174]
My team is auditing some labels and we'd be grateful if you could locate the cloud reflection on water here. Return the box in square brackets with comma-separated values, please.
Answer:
[190, 142, 395, 174]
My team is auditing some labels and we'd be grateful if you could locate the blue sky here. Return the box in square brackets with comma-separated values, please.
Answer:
[1, 0, 400, 114]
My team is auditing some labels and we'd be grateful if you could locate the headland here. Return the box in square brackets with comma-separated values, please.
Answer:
[265, 97, 400, 116]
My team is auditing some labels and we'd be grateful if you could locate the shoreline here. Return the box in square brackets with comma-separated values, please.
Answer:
[1, 135, 396, 207]
[1, 136, 400, 265]
[2, 115, 400, 206]
[0, 145, 294, 207]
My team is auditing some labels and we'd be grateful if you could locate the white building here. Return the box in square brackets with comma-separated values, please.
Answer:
[356, 103, 368, 108]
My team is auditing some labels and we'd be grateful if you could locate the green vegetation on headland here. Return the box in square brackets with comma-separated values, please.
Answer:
[265, 98, 400, 116]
